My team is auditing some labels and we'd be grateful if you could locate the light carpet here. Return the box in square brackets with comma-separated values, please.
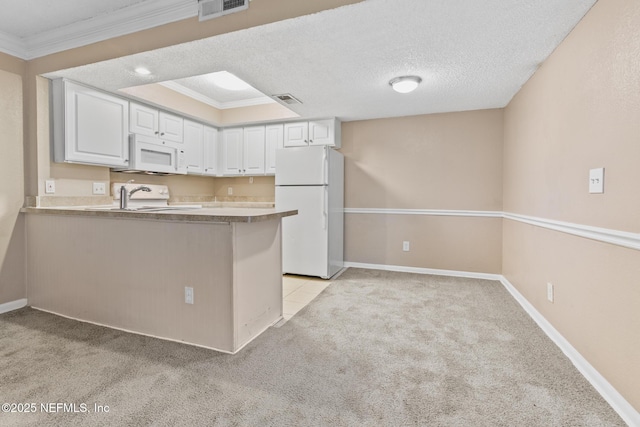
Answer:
[0, 268, 625, 426]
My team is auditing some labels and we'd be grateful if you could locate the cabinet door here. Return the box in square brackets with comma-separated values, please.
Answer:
[159, 112, 184, 143]
[221, 128, 244, 175]
[265, 124, 283, 175]
[129, 103, 158, 137]
[61, 81, 129, 167]
[203, 126, 218, 176]
[243, 126, 266, 175]
[184, 120, 204, 174]
[283, 122, 309, 147]
[308, 119, 335, 146]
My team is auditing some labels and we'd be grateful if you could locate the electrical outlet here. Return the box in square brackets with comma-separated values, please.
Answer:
[227, 187, 233, 195]
[92, 182, 106, 195]
[45, 180, 55, 194]
[249, 177, 254, 184]
[185, 287, 194, 305]
[547, 283, 554, 303]
[402, 241, 410, 252]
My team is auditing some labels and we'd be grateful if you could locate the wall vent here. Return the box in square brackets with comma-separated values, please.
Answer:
[272, 93, 302, 105]
[198, 0, 249, 21]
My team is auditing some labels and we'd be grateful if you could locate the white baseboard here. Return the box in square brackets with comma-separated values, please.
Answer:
[343, 261, 502, 281]
[499, 277, 640, 427]
[343, 262, 639, 426]
[0, 298, 28, 314]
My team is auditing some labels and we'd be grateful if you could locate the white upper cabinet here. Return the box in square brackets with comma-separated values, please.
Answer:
[220, 126, 269, 176]
[265, 124, 284, 175]
[130, 102, 183, 143]
[203, 126, 218, 176]
[243, 126, 266, 175]
[159, 112, 184, 143]
[52, 79, 129, 168]
[184, 120, 204, 174]
[184, 120, 219, 176]
[221, 128, 244, 176]
[283, 122, 308, 147]
[283, 119, 340, 148]
[129, 103, 157, 136]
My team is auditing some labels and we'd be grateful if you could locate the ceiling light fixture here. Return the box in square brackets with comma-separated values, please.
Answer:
[134, 67, 151, 75]
[389, 76, 422, 93]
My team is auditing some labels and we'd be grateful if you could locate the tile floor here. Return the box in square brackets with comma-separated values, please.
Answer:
[282, 274, 331, 321]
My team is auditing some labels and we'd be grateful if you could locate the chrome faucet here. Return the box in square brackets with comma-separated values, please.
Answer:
[119, 180, 151, 210]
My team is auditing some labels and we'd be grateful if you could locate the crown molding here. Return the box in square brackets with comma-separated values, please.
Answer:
[160, 81, 275, 110]
[0, 0, 197, 60]
[0, 30, 27, 59]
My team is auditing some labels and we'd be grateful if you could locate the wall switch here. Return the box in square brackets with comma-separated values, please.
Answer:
[402, 241, 410, 252]
[45, 180, 55, 194]
[547, 283, 554, 303]
[185, 287, 194, 305]
[589, 168, 604, 194]
[249, 177, 254, 184]
[92, 182, 106, 195]
[227, 187, 233, 195]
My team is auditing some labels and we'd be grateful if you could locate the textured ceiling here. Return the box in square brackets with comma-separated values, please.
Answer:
[39, 0, 597, 122]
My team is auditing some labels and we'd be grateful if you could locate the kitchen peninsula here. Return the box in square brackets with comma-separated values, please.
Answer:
[22, 206, 297, 353]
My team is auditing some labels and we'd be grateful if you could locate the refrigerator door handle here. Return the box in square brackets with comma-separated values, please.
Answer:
[322, 146, 328, 184]
[323, 186, 328, 230]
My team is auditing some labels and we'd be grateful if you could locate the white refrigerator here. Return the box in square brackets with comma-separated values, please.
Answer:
[275, 146, 344, 279]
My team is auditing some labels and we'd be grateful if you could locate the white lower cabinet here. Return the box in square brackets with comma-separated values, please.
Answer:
[52, 79, 129, 167]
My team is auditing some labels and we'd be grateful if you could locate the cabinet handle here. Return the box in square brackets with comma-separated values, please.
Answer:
[160, 132, 165, 136]
[154, 131, 159, 135]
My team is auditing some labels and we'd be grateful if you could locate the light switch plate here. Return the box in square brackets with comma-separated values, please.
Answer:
[589, 168, 604, 194]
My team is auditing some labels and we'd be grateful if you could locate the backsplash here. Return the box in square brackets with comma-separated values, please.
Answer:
[28, 175, 275, 207]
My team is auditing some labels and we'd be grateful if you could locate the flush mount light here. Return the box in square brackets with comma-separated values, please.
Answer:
[389, 76, 422, 93]
[134, 67, 151, 75]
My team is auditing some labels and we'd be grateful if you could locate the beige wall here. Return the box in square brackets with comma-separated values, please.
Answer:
[503, 0, 640, 412]
[220, 103, 299, 125]
[0, 64, 26, 304]
[120, 83, 298, 126]
[341, 110, 503, 273]
[119, 83, 223, 124]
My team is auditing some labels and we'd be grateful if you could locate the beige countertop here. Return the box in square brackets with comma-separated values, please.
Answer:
[21, 206, 297, 223]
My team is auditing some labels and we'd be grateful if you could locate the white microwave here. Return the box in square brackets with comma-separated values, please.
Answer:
[119, 134, 187, 175]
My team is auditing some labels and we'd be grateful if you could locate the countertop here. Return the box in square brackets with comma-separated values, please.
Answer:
[21, 206, 297, 223]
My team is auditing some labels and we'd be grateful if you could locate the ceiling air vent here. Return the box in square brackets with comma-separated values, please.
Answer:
[198, 0, 249, 21]
[272, 93, 302, 105]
